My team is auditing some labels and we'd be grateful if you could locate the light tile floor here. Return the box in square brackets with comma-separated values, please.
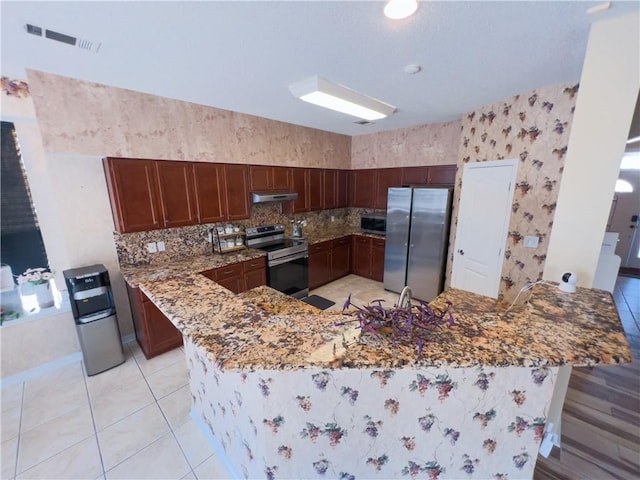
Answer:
[2, 275, 637, 479]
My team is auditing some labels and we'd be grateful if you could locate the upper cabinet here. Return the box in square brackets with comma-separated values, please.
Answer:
[290, 168, 309, 213]
[374, 168, 403, 210]
[103, 157, 163, 233]
[401, 165, 457, 187]
[192, 163, 226, 224]
[155, 161, 198, 228]
[308, 169, 323, 211]
[427, 165, 457, 185]
[322, 169, 338, 210]
[337, 170, 349, 208]
[249, 165, 291, 191]
[350, 169, 377, 208]
[104, 158, 250, 233]
[223, 164, 250, 221]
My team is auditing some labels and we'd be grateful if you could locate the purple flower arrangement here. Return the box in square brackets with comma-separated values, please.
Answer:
[336, 294, 455, 358]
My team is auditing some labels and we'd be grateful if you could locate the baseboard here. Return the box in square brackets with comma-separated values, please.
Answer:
[190, 410, 241, 479]
[619, 267, 640, 279]
[1, 352, 83, 388]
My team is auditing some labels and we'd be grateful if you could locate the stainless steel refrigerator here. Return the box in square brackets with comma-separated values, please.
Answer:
[383, 187, 453, 302]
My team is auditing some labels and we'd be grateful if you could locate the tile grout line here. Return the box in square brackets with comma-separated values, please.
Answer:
[81, 360, 108, 479]
[11, 382, 25, 480]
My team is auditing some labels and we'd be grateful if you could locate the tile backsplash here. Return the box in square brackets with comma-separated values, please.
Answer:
[113, 204, 376, 266]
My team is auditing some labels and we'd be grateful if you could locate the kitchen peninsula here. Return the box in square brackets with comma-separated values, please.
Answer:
[129, 262, 631, 479]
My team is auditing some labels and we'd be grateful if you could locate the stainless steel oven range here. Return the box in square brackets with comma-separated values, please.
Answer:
[245, 224, 309, 299]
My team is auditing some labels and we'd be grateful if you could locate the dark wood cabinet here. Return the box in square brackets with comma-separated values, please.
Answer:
[224, 164, 250, 220]
[290, 168, 309, 213]
[402, 166, 428, 186]
[331, 237, 351, 280]
[351, 236, 373, 277]
[200, 257, 266, 293]
[428, 165, 457, 185]
[243, 257, 267, 290]
[308, 169, 323, 211]
[249, 166, 291, 191]
[309, 241, 332, 289]
[193, 163, 226, 224]
[103, 157, 163, 233]
[371, 237, 386, 282]
[350, 169, 377, 208]
[322, 170, 338, 209]
[337, 170, 349, 208]
[155, 161, 198, 228]
[127, 284, 183, 359]
[375, 168, 403, 209]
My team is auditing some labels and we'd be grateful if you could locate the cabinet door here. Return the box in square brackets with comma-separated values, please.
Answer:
[371, 238, 386, 282]
[309, 251, 331, 290]
[402, 166, 429, 186]
[103, 157, 163, 233]
[427, 164, 457, 185]
[375, 168, 403, 210]
[224, 164, 250, 220]
[337, 170, 349, 208]
[155, 161, 198, 228]
[249, 165, 272, 191]
[144, 297, 184, 357]
[308, 169, 323, 211]
[350, 170, 376, 208]
[244, 268, 267, 291]
[291, 168, 309, 213]
[243, 257, 267, 291]
[216, 275, 244, 294]
[272, 167, 292, 190]
[193, 163, 226, 224]
[323, 169, 338, 209]
[351, 236, 372, 278]
[331, 238, 351, 281]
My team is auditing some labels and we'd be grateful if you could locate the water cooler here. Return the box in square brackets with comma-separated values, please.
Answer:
[63, 264, 125, 375]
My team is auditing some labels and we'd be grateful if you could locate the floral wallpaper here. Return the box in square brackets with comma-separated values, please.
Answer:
[185, 338, 559, 479]
[446, 83, 579, 302]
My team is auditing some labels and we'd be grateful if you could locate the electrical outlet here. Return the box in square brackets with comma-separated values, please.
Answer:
[524, 236, 539, 248]
[208, 231, 213, 242]
[157, 241, 166, 252]
[330, 215, 335, 222]
[146, 242, 157, 253]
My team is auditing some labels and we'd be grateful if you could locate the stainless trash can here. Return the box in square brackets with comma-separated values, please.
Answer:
[63, 264, 125, 376]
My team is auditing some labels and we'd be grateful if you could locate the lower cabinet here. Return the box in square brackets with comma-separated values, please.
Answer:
[200, 257, 267, 294]
[309, 237, 351, 290]
[351, 235, 385, 281]
[127, 284, 183, 359]
[371, 237, 386, 282]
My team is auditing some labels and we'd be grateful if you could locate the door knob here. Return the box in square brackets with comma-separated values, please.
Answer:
[458, 249, 465, 255]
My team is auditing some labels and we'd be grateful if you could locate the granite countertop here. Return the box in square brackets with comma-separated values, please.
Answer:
[121, 249, 266, 288]
[139, 274, 632, 371]
[121, 229, 381, 288]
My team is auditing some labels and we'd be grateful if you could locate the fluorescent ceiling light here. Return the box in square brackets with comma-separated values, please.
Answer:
[615, 179, 633, 193]
[289, 76, 396, 121]
[626, 135, 640, 145]
[384, 0, 418, 19]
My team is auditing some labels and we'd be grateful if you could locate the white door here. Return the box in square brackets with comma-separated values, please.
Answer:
[451, 160, 517, 298]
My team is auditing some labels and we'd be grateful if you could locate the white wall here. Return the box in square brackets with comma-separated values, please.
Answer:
[544, 12, 640, 286]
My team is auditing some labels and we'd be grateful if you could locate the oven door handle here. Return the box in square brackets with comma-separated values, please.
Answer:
[269, 254, 308, 267]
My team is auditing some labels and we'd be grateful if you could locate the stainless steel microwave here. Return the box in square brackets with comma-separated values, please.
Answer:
[360, 215, 386, 235]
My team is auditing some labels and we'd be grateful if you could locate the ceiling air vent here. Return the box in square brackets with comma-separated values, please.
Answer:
[354, 120, 374, 126]
[24, 23, 101, 53]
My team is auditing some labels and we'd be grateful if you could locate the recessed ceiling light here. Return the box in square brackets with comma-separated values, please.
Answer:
[403, 64, 422, 75]
[289, 76, 396, 121]
[384, 0, 418, 20]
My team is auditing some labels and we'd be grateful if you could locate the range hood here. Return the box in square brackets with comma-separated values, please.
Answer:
[251, 191, 298, 204]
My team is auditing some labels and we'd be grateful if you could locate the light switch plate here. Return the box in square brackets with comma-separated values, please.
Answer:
[524, 236, 539, 248]
[146, 242, 157, 253]
[157, 241, 166, 251]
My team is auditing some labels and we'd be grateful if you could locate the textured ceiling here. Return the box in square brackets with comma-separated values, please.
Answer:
[1, 1, 639, 136]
